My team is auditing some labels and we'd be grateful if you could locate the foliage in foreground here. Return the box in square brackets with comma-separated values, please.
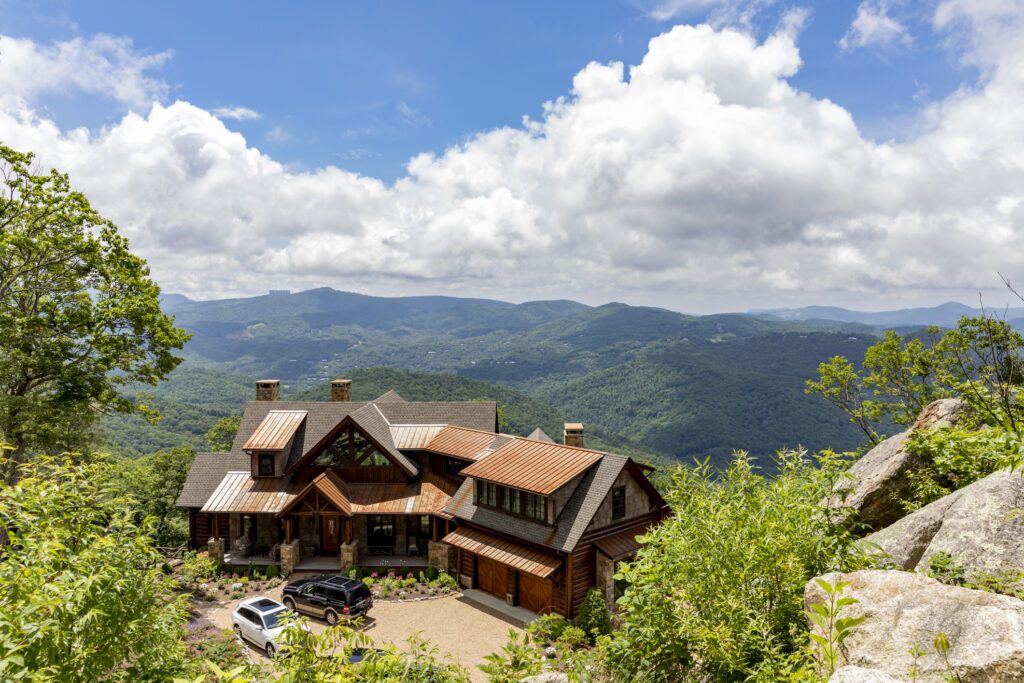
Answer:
[807, 317, 1024, 445]
[0, 144, 189, 482]
[603, 450, 863, 682]
[0, 449, 189, 682]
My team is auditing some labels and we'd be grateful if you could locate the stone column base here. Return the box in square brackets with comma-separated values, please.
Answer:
[280, 539, 301, 576]
[428, 540, 457, 572]
[340, 541, 358, 572]
[208, 537, 225, 566]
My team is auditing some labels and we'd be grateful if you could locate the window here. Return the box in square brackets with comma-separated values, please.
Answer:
[477, 481, 497, 507]
[524, 492, 546, 522]
[257, 453, 275, 477]
[612, 486, 626, 520]
[501, 486, 521, 515]
[444, 458, 465, 477]
[419, 516, 431, 536]
[314, 426, 390, 467]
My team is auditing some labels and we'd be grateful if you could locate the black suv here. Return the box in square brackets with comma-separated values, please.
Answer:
[282, 575, 373, 625]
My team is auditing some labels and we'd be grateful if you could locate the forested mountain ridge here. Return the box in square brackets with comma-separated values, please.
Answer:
[100, 288, 909, 467]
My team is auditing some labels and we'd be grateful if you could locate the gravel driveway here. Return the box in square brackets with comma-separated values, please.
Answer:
[197, 583, 523, 682]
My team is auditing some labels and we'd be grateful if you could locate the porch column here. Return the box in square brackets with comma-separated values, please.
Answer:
[345, 518, 353, 545]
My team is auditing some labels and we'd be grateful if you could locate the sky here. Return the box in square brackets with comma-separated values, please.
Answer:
[1, 0, 1023, 313]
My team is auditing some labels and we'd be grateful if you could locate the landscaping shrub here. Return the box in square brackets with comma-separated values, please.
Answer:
[526, 613, 570, 645]
[575, 589, 611, 642]
[180, 550, 218, 585]
[556, 625, 589, 651]
[603, 450, 863, 682]
[265, 564, 279, 579]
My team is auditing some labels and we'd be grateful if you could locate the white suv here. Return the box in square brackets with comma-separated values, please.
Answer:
[231, 597, 308, 658]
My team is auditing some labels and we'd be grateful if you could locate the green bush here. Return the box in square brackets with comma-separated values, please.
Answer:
[425, 566, 440, 582]
[180, 550, 219, 584]
[431, 572, 459, 592]
[265, 564, 279, 579]
[526, 613, 570, 645]
[556, 625, 589, 651]
[604, 450, 862, 682]
[575, 589, 611, 643]
[479, 629, 543, 682]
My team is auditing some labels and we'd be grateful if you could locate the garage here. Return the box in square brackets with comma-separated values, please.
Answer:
[477, 556, 507, 598]
[518, 571, 554, 614]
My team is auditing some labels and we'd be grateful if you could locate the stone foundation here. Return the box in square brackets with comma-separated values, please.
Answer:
[596, 552, 616, 605]
[428, 541, 457, 572]
[340, 541, 358, 571]
[208, 537, 225, 566]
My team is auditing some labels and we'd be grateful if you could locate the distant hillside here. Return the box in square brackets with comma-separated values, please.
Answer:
[752, 301, 1024, 328]
[120, 287, 900, 468]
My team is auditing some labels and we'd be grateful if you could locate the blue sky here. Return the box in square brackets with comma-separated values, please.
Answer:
[2, 1, 974, 180]
[0, 1, 1021, 312]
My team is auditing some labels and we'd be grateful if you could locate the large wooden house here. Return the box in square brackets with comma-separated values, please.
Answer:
[176, 379, 667, 617]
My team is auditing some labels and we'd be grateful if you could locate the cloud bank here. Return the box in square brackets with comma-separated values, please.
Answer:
[1, 3, 1023, 310]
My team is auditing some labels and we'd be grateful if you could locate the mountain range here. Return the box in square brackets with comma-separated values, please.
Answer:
[106, 288, 999, 470]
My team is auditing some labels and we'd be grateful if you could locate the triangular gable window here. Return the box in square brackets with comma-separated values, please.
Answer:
[314, 424, 391, 467]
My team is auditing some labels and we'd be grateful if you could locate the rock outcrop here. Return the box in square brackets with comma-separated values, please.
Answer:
[867, 468, 1024, 581]
[806, 570, 1024, 682]
[836, 399, 970, 531]
[829, 666, 903, 682]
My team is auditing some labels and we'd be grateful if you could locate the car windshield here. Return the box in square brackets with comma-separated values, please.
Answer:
[262, 608, 290, 630]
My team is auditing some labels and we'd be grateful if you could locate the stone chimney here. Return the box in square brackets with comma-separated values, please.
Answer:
[256, 379, 281, 401]
[564, 422, 584, 448]
[331, 378, 352, 402]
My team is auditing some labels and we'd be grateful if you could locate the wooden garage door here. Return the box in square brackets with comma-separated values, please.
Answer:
[519, 572, 554, 614]
[477, 556, 506, 598]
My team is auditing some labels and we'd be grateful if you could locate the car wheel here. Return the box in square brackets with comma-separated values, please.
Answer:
[325, 608, 339, 625]
[265, 642, 276, 658]
[283, 596, 296, 610]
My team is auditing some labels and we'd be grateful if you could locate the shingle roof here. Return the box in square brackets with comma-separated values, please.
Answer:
[526, 428, 554, 443]
[444, 453, 631, 553]
[374, 390, 406, 403]
[230, 399, 497, 472]
[176, 452, 252, 508]
[179, 396, 496, 510]
[348, 403, 418, 476]
[460, 439, 603, 495]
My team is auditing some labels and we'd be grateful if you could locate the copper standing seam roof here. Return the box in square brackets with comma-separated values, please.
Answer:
[243, 410, 307, 451]
[442, 526, 563, 578]
[424, 425, 510, 461]
[389, 424, 447, 449]
[276, 470, 353, 516]
[272, 471, 459, 518]
[348, 472, 459, 515]
[594, 527, 647, 561]
[459, 439, 603, 495]
[201, 471, 301, 513]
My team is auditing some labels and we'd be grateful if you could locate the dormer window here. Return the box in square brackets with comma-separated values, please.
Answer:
[257, 453, 275, 477]
[523, 492, 545, 522]
[478, 481, 497, 507]
[477, 481, 548, 524]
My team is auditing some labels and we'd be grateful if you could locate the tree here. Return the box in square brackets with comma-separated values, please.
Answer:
[0, 144, 190, 481]
[205, 415, 241, 451]
[806, 317, 1024, 443]
[0, 447, 189, 681]
[113, 447, 195, 546]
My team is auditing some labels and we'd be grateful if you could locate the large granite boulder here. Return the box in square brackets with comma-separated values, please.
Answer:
[829, 666, 903, 682]
[867, 468, 1024, 582]
[806, 570, 1024, 682]
[837, 399, 970, 531]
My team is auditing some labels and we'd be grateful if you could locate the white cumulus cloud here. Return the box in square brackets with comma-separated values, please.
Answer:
[212, 106, 261, 121]
[839, 1, 913, 51]
[0, 6, 1023, 311]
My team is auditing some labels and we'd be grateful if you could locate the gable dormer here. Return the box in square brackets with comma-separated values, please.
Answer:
[461, 437, 603, 525]
[243, 409, 307, 478]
